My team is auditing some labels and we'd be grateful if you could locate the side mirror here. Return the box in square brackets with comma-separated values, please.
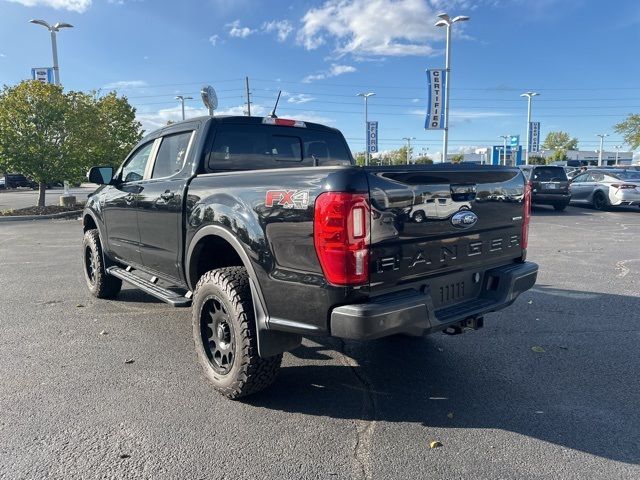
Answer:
[87, 166, 114, 185]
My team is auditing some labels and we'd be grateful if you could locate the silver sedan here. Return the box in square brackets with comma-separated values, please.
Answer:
[570, 169, 640, 210]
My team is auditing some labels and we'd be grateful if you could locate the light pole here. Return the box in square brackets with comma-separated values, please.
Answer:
[499, 135, 509, 166]
[402, 137, 416, 164]
[614, 145, 622, 165]
[29, 19, 73, 85]
[520, 91, 539, 165]
[435, 12, 469, 165]
[596, 133, 609, 166]
[357, 92, 375, 166]
[175, 95, 193, 121]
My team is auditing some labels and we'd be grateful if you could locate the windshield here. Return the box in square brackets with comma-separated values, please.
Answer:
[532, 167, 568, 182]
[611, 170, 640, 181]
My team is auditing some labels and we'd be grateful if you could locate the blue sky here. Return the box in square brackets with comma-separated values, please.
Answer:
[1, 0, 639, 158]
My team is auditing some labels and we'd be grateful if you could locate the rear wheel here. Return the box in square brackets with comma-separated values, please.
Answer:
[192, 267, 282, 399]
[413, 211, 426, 223]
[593, 192, 608, 211]
[82, 229, 122, 298]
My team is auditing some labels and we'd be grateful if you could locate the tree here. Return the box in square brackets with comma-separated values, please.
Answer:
[0, 81, 141, 206]
[542, 131, 578, 151]
[414, 155, 433, 165]
[450, 153, 464, 163]
[548, 149, 568, 162]
[354, 152, 366, 166]
[528, 155, 547, 165]
[614, 114, 640, 150]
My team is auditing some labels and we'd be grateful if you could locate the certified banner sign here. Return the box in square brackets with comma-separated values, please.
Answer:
[31, 67, 54, 84]
[367, 121, 378, 153]
[425, 69, 447, 130]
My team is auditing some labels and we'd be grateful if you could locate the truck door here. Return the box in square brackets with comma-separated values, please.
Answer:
[102, 140, 157, 266]
[137, 129, 195, 281]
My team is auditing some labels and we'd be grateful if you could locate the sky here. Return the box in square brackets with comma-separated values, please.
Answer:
[1, 0, 640, 159]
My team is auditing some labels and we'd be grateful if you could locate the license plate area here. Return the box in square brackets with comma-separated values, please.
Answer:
[543, 182, 558, 189]
[431, 271, 483, 309]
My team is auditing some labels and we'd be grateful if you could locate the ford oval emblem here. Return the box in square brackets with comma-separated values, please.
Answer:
[451, 210, 478, 229]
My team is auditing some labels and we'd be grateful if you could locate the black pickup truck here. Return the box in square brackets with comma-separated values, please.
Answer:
[82, 115, 538, 399]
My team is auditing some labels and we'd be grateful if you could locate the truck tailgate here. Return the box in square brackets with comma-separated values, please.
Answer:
[365, 165, 526, 300]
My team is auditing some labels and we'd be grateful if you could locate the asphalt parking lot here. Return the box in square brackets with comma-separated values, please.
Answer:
[0, 205, 638, 479]
[0, 186, 96, 211]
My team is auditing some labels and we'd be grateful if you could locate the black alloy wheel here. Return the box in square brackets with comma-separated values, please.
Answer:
[200, 295, 236, 375]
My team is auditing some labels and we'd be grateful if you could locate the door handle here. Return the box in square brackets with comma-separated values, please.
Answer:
[160, 191, 175, 201]
[124, 194, 135, 204]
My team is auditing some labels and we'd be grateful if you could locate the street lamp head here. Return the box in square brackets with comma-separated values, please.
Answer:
[30, 19, 51, 29]
[452, 15, 470, 23]
[435, 19, 448, 27]
[184, 96, 194, 100]
[520, 91, 540, 98]
[54, 22, 74, 30]
[437, 12, 451, 21]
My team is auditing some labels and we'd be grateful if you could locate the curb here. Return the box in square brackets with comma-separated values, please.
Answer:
[0, 209, 82, 222]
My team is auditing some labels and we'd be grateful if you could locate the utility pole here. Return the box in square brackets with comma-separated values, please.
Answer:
[520, 91, 539, 165]
[435, 13, 469, 165]
[499, 135, 509, 166]
[403, 137, 416, 164]
[30, 19, 73, 85]
[614, 145, 622, 165]
[245, 76, 251, 116]
[357, 92, 375, 166]
[596, 133, 609, 166]
[175, 95, 193, 121]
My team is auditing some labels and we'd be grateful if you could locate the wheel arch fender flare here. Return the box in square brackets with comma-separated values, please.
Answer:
[185, 225, 301, 358]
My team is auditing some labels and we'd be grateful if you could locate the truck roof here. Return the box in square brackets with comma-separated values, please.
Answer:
[152, 115, 340, 135]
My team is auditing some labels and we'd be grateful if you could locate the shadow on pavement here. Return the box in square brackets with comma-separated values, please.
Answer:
[249, 286, 640, 465]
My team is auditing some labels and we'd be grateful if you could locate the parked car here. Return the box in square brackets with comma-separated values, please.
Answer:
[519, 165, 571, 211]
[82, 115, 537, 399]
[4, 173, 38, 189]
[570, 168, 640, 210]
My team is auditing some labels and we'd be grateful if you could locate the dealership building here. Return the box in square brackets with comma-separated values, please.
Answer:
[458, 148, 635, 166]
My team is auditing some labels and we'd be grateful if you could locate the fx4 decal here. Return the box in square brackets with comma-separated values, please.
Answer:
[265, 190, 310, 209]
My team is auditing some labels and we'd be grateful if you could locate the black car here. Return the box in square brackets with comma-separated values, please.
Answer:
[520, 165, 571, 211]
[4, 173, 38, 190]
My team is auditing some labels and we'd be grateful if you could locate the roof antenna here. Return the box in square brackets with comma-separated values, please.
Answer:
[269, 90, 282, 118]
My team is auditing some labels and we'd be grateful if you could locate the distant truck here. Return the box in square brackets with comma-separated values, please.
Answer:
[82, 115, 538, 399]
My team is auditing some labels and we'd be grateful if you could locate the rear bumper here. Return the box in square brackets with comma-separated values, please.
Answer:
[330, 261, 538, 340]
[532, 193, 571, 205]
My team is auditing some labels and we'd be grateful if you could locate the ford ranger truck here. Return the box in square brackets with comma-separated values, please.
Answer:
[82, 115, 538, 399]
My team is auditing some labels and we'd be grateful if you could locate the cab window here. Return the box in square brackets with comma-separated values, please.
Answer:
[152, 131, 193, 179]
[121, 142, 154, 183]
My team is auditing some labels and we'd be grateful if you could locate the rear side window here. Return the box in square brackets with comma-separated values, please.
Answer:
[532, 167, 567, 182]
[208, 124, 352, 170]
[152, 131, 193, 179]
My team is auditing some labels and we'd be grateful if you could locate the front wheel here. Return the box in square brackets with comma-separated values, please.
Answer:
[413, 211, 426, 223]
[192, 267, 282, 399]
[83, 229, 122, 299]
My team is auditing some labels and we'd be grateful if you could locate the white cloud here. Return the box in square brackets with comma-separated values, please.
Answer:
[137, 105, 207, 133]
[287, 93, 316, 104]
[6, 0, 91, 12]
[209, 34, 220, 46]
[0, 53, 6, 58]
[227, 20, 255, 38]
[279, 111, 335, 125]
[297, 0, 450, 57]
[103, 80, 147, 89]
[262, 20, 293, 42]
[302, 63, 356, 83]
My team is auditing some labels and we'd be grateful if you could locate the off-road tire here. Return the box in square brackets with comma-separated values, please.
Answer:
[553, 203, 567, 212]
[83, 229, 122, 299]
[593, 192, 608, 211]
[192, 267, 282, 399]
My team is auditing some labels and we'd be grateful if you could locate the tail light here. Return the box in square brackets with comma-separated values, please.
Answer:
[314, 192, 370, 286]
[611, 183, 636, 189]
[522, 182, 532, 250]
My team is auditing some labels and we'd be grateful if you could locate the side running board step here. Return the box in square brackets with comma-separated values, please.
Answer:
[106, 266, 192, 308]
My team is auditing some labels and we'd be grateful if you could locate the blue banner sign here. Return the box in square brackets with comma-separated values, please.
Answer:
[510, 135, 520, 148]
[529, 122, 540, 152]
[367, 121, 378, 153]
[425, 69, 447, 130]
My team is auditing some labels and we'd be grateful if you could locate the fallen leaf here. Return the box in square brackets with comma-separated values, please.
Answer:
[559, 345, 568, 350]
[447, 412, 454, 419]
[99, 330, 108, 335]
[119, 454, 130, 459]
[124, 359, 135, 364]
[429, 441, 443, 449]
[527, 300, 533, 305]
[531, 346, 545, 353]
[76, 304, 84, 308]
